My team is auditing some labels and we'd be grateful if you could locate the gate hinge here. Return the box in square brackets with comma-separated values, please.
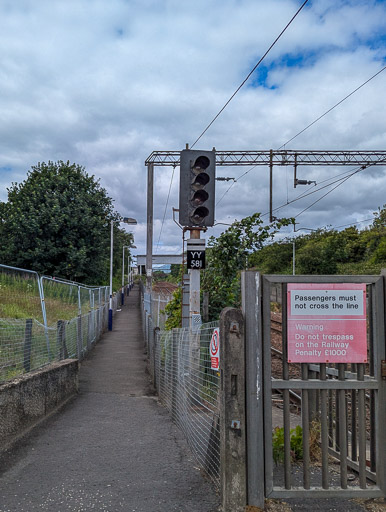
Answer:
[382, 360, 386, 380]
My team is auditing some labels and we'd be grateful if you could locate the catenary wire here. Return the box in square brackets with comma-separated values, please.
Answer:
[155, 166, 176, 254]
[332, 217, 374, 230]
[153, 2, 315, 250]
[260, 164, 368, 218]
[216, 65, 386, 206]
[217, 161, 362, 208]
[278, 65, 386, 149]
[190, 0, 310, 149]
[294, 166, 368, 218]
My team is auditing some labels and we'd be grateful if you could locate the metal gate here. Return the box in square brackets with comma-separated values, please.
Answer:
[242, 272, 385, 505]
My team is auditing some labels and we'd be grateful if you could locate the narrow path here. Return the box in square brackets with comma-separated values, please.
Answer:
[0, 287, 220, 512]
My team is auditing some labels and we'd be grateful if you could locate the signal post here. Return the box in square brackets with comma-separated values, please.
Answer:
[186, 233, 205, 330]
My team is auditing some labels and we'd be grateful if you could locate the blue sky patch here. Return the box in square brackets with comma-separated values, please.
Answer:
[249, 51, 319, 89]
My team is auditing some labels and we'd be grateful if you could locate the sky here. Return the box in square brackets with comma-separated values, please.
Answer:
[1, 0, 385, 259]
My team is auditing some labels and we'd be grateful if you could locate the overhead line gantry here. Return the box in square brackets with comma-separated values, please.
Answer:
[144, 149, 386, 291]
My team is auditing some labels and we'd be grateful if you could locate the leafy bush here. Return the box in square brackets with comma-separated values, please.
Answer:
[252, 205, 385, 276]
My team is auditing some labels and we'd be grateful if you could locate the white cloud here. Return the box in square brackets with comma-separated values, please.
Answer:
[0, 0, 385, 258]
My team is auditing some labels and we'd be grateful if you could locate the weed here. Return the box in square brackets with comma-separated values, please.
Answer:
[309, 419, 322, 462]
[272, 422, 323, 465]
[272, 425, 303, 465]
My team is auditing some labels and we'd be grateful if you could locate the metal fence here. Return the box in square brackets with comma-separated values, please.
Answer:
[140, 283, 220, 487]
[241, 271, 386, 507]
[151, 291, 172, 330]
[155, 323, 220, 487]
[261, 275, 385, 499]
[0, 264, 119, 383]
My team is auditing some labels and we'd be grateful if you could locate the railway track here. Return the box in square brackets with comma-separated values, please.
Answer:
[152, 281, 178, 296]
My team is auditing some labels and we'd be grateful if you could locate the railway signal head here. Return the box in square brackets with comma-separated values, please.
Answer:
[179, 149, 216, 227]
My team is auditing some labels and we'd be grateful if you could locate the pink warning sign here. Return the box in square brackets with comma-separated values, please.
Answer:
[287, 283, 367, 363]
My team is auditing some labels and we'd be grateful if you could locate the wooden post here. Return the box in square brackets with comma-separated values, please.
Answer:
[203, 292, 209, 323]
[57, 320, 64, 359]
[220, 307, 247, 512]
[23, 318, 33, 372]
[77, 315, 82, 360]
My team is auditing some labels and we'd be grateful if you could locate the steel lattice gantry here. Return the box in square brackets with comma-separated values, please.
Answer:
[145, 149, 386, 167]
[144, 149, 386, 291]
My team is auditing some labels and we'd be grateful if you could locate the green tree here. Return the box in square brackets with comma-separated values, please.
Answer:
[202, 213, 292, 320]
[250, 240, 293, 274]
[0, 160, 132, 284]
[365, 204, 386, 264]
[248, 205, 386, 276]
[164, 286, 183, 330]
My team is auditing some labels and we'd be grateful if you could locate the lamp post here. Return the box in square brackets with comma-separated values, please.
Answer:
[292, 224, 315, 276]
[109, 217, 137, 331]
[127, 247, 137, 293]
[121, 245, 132, 305]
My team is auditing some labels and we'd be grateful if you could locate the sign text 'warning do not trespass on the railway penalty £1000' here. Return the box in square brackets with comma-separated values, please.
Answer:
[287, 283, 367, 363]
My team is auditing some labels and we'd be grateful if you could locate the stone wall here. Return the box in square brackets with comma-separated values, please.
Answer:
[0, 359, 79, 451]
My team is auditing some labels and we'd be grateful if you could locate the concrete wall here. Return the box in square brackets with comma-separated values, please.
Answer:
[0, 359, 79, 451]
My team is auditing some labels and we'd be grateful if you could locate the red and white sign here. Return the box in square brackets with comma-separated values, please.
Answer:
[210, 328, 220, 370]
[287, 283, 367, 363]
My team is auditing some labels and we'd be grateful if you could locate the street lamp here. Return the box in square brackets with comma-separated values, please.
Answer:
[109, 217, 137, 331]
[121, 244, 132, 305]
[292, 224, 315, 275]
[128, 246, 137, 293]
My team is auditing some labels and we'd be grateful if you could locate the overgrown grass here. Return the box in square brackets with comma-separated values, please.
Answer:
[0, 271, 107, 382]
[0, 272, 107, 325]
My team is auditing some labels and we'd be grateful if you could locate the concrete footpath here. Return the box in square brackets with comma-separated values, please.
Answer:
[0, 287, 220, 512]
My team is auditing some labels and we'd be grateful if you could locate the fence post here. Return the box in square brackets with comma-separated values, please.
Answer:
[172, 328, 179, 423]
[159, 334, 166, 401]
[380, 269, 386, 496]
[62, 321, 68, 359]
[202, 292, 209, 323]
[23, 318, 33, 372]
[153, 327, 160, 391]
[241, 270, 265, 509]
[220, 307, 247, 512]
[77, 315, 82, 360]
[87, 312, 92, 351]
[56, 320, 64, 359]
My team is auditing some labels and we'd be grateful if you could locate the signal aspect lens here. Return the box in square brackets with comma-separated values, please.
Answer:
[191, 190, 209, 206]
[191, 206, 209, 224]
[192, 172, 210, 190]
[192, 156, 210, 173]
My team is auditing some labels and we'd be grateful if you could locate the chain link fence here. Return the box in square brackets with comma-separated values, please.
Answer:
[156, 323, 220, 487]
[151, 291, 172, 330]
[139, 282, 220, 487]
[0, 264, 119, 383]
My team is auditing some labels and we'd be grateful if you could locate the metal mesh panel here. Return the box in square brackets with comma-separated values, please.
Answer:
[0, 264, 118, 383]
[41, 277, 109, 322]
[0, 265, 43, 322]
[155, 322, 220, 487]
[151, 292, 174, 329]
